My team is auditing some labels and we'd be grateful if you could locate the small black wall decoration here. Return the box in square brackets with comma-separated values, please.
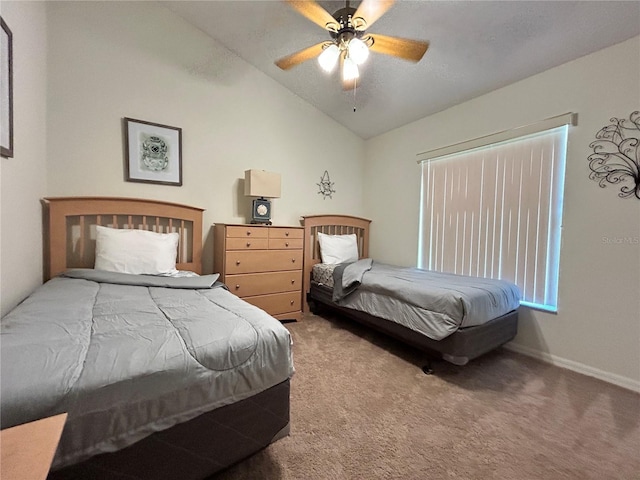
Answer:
[317, 170, 336, 199]
[588, 111, 640, 199]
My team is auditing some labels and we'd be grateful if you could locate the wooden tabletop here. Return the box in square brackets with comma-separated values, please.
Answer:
[1, 413, 67, 480]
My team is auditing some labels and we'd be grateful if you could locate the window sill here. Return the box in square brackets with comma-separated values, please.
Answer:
[520, 301, 558, 314]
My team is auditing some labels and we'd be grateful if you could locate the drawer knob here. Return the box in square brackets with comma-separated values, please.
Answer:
[291, 279, 295, 284]
[285, 232, 289, 236]
[290, 300, 294, 305]
[285, 242, 289, 247]
[291, 258, 296, 263]
[235, 284, 240, 290]
[236, 260, 241, 265]
[246, 231, 251, 236]
[246, 242, 251, 247]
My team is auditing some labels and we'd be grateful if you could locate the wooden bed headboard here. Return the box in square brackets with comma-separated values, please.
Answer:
[301, 214, 371, 313]
[42, 197, 204, 281]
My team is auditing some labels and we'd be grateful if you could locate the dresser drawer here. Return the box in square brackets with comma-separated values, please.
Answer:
[268, 238, 303, 250]
[243, 292, 301, 316]
[225, 226, 268, 238]
[225, 250, 303, 274]
[225, 237, 269, 250]
[268, 228, 303, 239]
[226, 271, 302, 297]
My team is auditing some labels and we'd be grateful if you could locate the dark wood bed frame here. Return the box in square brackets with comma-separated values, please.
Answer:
[40, 197, 290, 480]
[301, 214, 519, 372]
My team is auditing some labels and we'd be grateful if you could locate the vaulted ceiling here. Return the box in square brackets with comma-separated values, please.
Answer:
[165, 1, 640, 139]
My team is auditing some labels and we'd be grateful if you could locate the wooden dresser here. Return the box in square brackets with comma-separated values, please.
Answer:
[213, 224, 303, 321]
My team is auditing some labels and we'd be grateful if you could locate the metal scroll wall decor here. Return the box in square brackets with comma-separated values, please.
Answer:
[588, 111, 640, 199]
[317, 170, 336, 199]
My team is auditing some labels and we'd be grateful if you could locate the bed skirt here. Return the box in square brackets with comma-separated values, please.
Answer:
[48, 379, 291, 480]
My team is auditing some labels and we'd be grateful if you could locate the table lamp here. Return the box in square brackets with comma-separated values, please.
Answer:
[244, 169, 281, 225]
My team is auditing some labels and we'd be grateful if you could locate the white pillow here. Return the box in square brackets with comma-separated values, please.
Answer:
[94, 225, 179, 275]
[317, 232, 359, 265]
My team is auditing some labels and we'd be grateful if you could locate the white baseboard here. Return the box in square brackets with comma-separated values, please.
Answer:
[504, 343, 640, 393]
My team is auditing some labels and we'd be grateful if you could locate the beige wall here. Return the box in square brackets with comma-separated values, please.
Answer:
[364, 36, 640, 391]
[0, 1, 364, 314]
[44, 1, 364, 273]
[0, 2, 48, 316]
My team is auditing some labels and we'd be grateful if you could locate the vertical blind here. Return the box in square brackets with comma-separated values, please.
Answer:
[418, 125, 569, 311]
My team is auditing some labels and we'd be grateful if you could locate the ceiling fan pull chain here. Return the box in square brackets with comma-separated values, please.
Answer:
[353, 78, 357, 112]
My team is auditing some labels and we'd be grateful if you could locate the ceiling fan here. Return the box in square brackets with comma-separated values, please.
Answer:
[275, 0, 430, 90]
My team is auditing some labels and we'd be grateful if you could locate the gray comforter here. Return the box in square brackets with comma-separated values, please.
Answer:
[333, 259, 521, 340]
[0, 270, 294, 469]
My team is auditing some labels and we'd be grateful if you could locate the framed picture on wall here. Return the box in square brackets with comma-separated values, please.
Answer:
[124, 117, 182, 186]
[1, 16, 13, 158]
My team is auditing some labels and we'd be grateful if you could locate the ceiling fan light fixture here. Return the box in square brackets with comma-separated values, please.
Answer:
[318, 44, 340, 72]
[276, 0, 430, 89]
[342, 56, 360, 81]
[348, 37, 369, 65]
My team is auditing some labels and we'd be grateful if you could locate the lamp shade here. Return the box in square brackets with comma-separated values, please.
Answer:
[348, 38, 369, 65]
[244, 169, 281, 198]
[318, 44, 340, 72]
[342, 57, 359, 81]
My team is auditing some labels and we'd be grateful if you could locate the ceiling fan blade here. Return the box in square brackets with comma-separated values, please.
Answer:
[275, 42, 326, 70]
[353, 0, 395, 29]
[285, 0, 339, 31]
[368, 34, 429, 62]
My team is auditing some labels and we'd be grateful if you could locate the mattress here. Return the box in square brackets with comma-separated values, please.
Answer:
[316, 259, 520, 341]
[310, 282, 518, 365]
[0, 271, 294, 470]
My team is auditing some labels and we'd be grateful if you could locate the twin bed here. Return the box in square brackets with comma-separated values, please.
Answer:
[301, 214, 520, 370]
[1, 197, 293, 479]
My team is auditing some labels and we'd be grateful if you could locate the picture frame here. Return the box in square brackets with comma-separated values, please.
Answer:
[124, 117, 182, 186]
[1, 16, 13, 158]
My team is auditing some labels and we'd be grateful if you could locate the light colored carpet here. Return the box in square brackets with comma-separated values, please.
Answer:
[212, 313, 640, 480]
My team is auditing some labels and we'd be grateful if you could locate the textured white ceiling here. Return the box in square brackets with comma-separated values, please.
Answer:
[165, 1, 640, 139]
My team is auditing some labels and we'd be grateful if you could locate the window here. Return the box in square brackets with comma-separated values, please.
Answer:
[417, 115, 575, 312]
